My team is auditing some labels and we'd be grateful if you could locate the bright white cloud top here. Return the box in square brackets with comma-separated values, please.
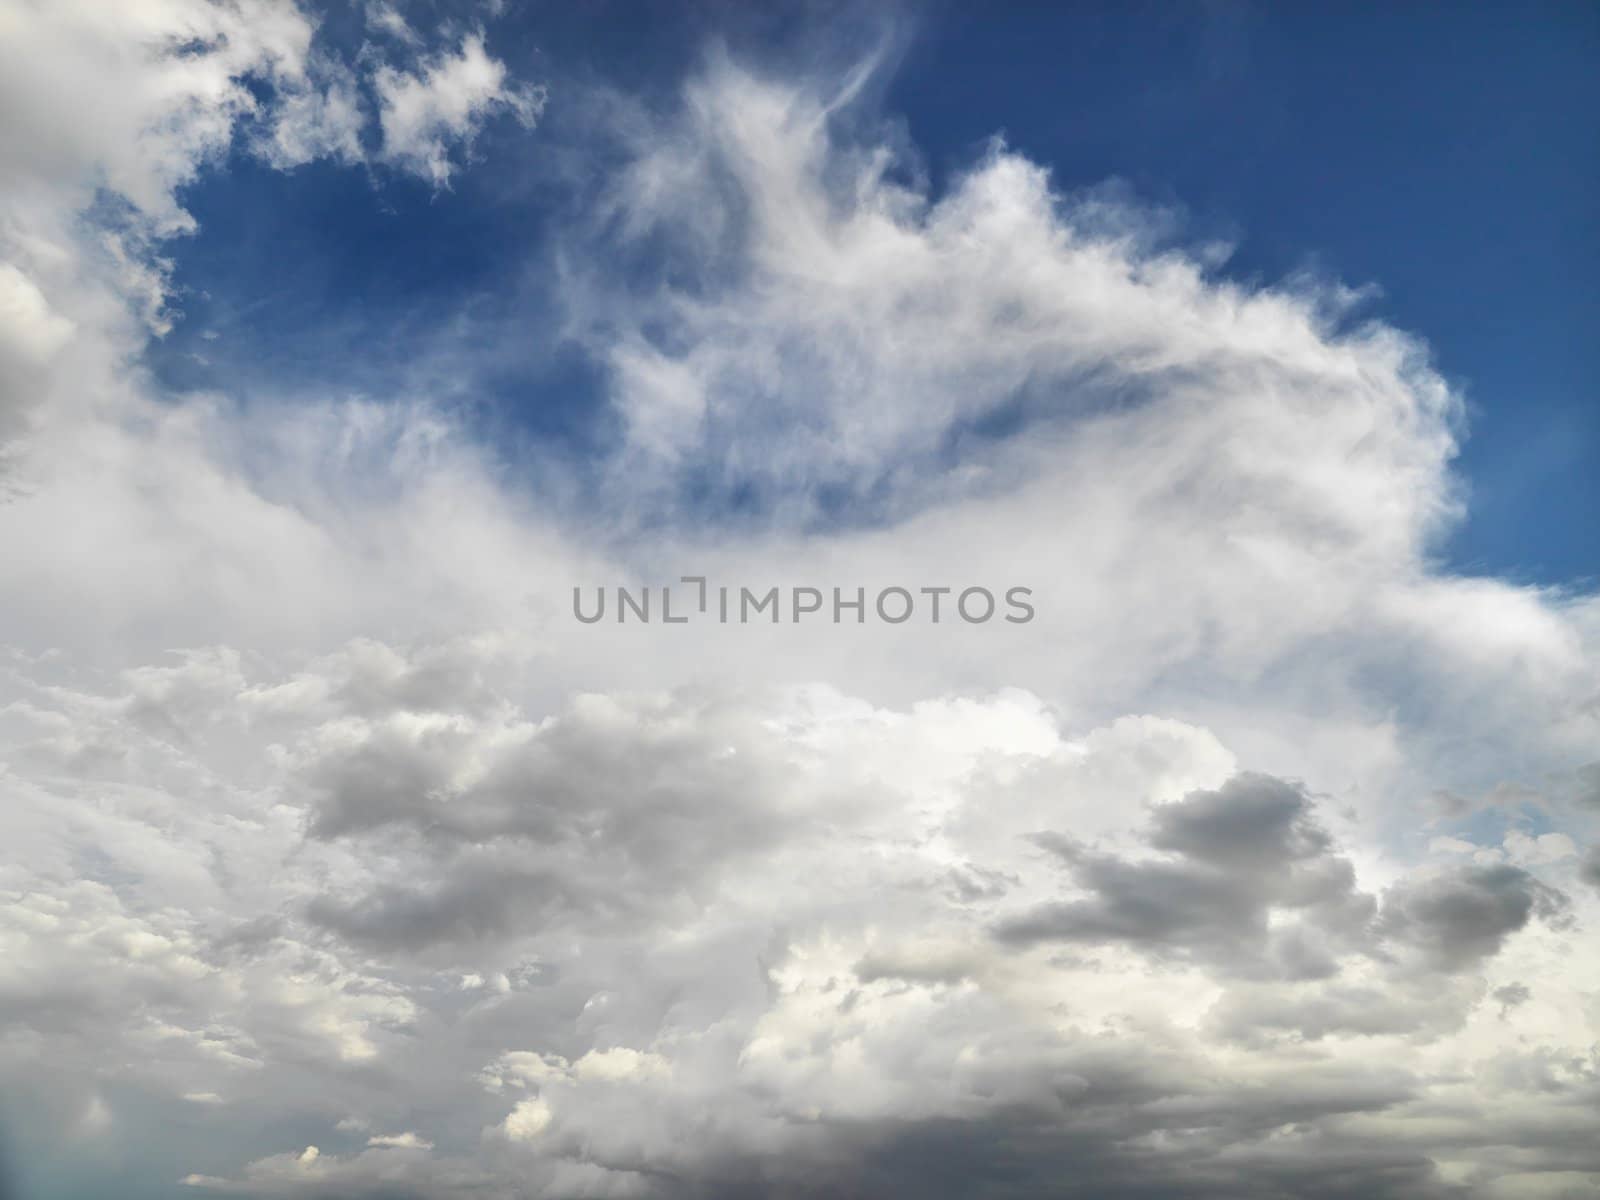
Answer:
[0, 4, 1597, 1199]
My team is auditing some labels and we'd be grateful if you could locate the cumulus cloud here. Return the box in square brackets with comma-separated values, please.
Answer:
[255, 65, 367, 170]
[994, 773, 1377, 980]
[3, 644, 1595, 1197]
[0, 261, 74, 452]
[1377, 863, 1572, 971]
[0, 0, 542, 365]
[0, 17, 1598, 1200]
[374, 33, 545, 186]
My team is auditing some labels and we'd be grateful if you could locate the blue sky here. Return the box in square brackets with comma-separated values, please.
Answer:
[150, 0, 1597, 581]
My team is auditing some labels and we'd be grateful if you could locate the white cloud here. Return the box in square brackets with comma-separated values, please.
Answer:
[1504, 830, 1578, 867]
[0, 260, 75, 447]
[366, 1131, 432, 1150]
[0, 0, 312, 234]
[374, 33, 545, 186]
[257, 67, 366, 169]
[499, 1097, 554, 1142]
[0, 0, 543, 378]
[364, 1, 420, 47]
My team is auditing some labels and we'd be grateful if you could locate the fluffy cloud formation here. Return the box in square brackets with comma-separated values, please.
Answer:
[373, 33, 545, 185]
[0, 12, 1598, 1200]
[0, 0, 539, 359]
[3, 652, 1597, 1198]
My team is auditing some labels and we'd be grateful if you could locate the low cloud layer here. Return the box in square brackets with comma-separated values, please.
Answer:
[3, 645, 1597, 1198]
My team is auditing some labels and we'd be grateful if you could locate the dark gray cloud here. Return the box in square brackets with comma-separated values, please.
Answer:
[990, 772, 1582, 1054]
[1376, 863, 1571, 972]
[1491, 981, 1531, 1019]
[661, 1108, 1458, 1200]
[1580, 846, 1600, 893]
[305, 860, 576, 953]
[994, 774, 1374, 980]
[995, 775, 1572, 988]
[303, 692, 791, 857]
[299, 693, 804, 953]
[1207, 977, 1483, 1044]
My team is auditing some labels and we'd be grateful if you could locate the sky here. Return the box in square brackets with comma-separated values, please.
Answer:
[0, 2, 1597, 1199]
